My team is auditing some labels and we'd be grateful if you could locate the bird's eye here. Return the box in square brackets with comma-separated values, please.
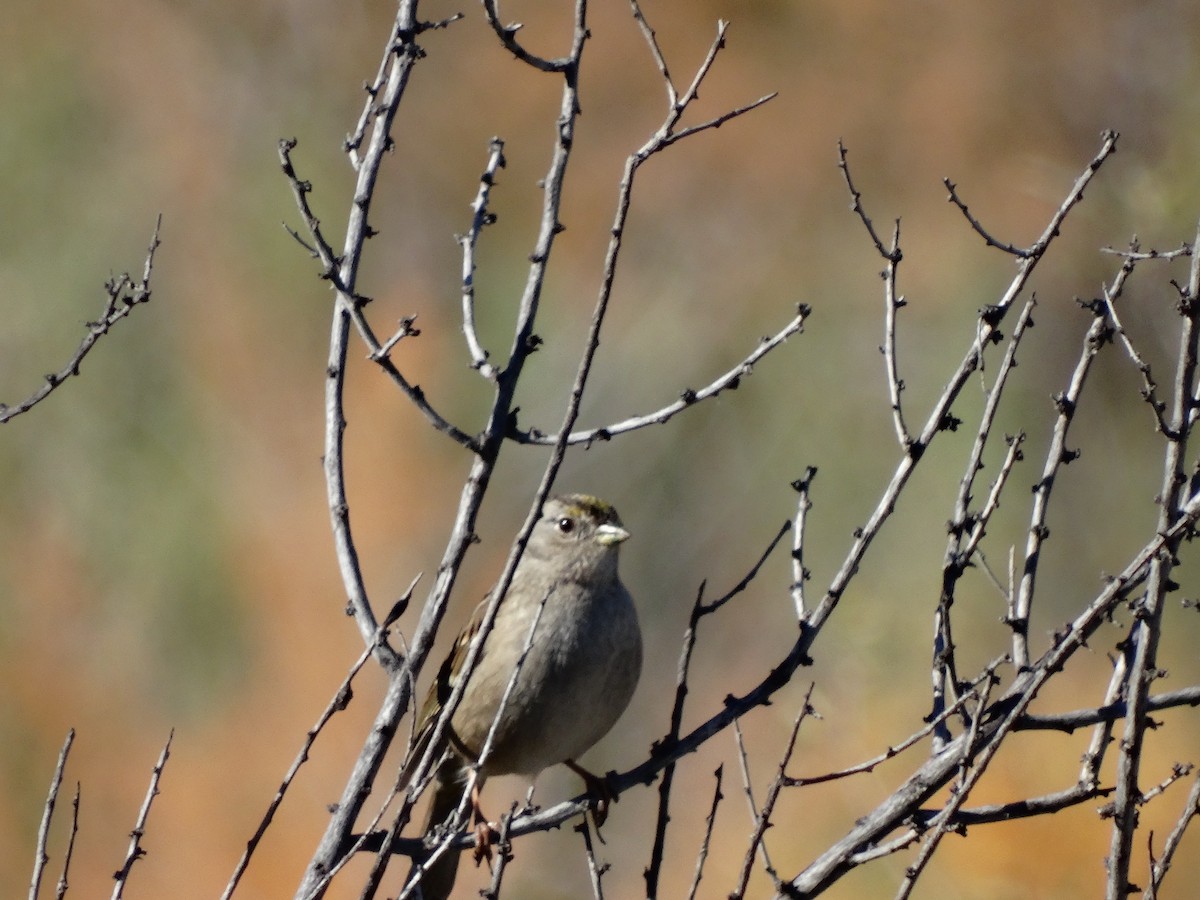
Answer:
[556, 517, 576, 534]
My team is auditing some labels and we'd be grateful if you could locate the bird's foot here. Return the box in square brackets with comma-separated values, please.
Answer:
[565, 759, 617, 828]
[470, 819, 502, 865]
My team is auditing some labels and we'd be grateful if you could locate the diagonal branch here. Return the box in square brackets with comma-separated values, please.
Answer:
[2, 216, 162, 425]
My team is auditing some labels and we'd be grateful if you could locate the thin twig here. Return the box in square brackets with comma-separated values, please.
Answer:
[731, 690, 815, 899]
[1012, 294, 1120, 669]
[1134, 763, 1195, 808]
[788, 669, 996, 787]
[790, 468, 817, 620]
[686, 767, 724, 900]
[1107, 221, 1200, 898]
[646, 523, 789, 896]
[574, 818, 608, 900]
[944, 178, 1033, 257]
[894, 674, 995, 899]
[837, 141, 897, 261]
[54, 782, 80, 900]
[1105, 241, 1174, 435]
[1014, 684, 1200, 732]
[511, 306, 809, 446]
[729, 721, 773, 898]
[1100, 242, 1191, 261]
[31, 730, 74, 900]
[222, 581, 415, 899]
[2, 217, 161, 425]
[643, 580, 705, 899]
[481, 0, 573, 72]
[111, 731, 173, 900]
[1143, 771, 1200, 898]
[880, 219, 912, 447]
[459, 139, 507, 380]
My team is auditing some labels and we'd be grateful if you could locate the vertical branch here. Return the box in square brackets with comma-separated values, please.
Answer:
[645, 582, 706, 898]
[729, 721, 774, 898]
[321, 2, 431, 668]
[110, 732, 173, 900]
[53, 783, 81, 900]
[881, 221, 912, 448]
[459, 139, 507, 380]
[1012, 278, 1127, 670]
[812, 133, 1118, 647]
[301, 2, 593, 894]
[1079, 655, 1129, 792]
[574, 819, 608, 900]
[790, 468, 816, 620]
[730, 693, 813, 899]
[931, 298, 1035, 746]
[30, 730, 74, 900]
[686, 767, 725, 900]
[482, 806, 518, 899]
[1106, 225, 1200, 898]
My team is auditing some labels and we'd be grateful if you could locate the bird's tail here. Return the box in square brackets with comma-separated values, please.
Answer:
[407, 762, 468, 900]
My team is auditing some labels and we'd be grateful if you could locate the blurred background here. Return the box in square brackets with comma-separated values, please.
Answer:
[3, 1, 1199, 897]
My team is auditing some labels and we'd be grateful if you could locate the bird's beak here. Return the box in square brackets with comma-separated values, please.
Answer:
[595, 523, 630, 546]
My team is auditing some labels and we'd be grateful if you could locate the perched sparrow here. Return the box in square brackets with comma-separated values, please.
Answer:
[408, 494, 642, 899]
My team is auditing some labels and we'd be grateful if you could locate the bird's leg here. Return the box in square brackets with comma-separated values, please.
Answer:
[565, 759, 616, 827]
[469, 779, 501, 865]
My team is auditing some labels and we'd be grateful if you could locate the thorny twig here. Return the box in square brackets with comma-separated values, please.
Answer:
[30, 730, 74, 900]
[111, 732, 173, 900]
[1143, 771, 1200, 898]
[686, 767, 725, 900]
[731, 690, 815, 899]
[223, 580, 416, 900]
[53, 783, 81, 900]
[1107, 222, 1200, 897]
[1, 217, 162, 425]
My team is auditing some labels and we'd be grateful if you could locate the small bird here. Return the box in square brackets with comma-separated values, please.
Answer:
[407, 494, 643, 899]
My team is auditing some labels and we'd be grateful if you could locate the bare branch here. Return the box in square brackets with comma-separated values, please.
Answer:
[482, 805, 519, 900]
[222, 581, 416, 900]
[111, 731, 173, 900]
[1015, 684, 1200, 732]
[481, 0, 574, 72]
[1105, 241, 1176, 435]
[686, 767, 725, 900]
[511, 306, 809, 445]
[53, 783, 80, 900]
[837, 140, 899, 262]
[788, 669, 997, 788]
[2, 217, 161, 425]
[944, 177, 1033, 257]
[574, 818, 608, 900]
[731, 691, 814, 899]
[789, 468, 817, 620]
[458, 139, 507, 380]
[1012, 293, 1121, 669]
[31, 730, 74, 900]
[880, 217, 912, 448]
[894, 674, 995, 899]
[729, 722, 774, 898]
[1143, 771, 1200, 898]
[1106, 220, 1200, 898]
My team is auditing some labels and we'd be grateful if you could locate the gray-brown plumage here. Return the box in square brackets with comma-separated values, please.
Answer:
[407, 494, 642, 899]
